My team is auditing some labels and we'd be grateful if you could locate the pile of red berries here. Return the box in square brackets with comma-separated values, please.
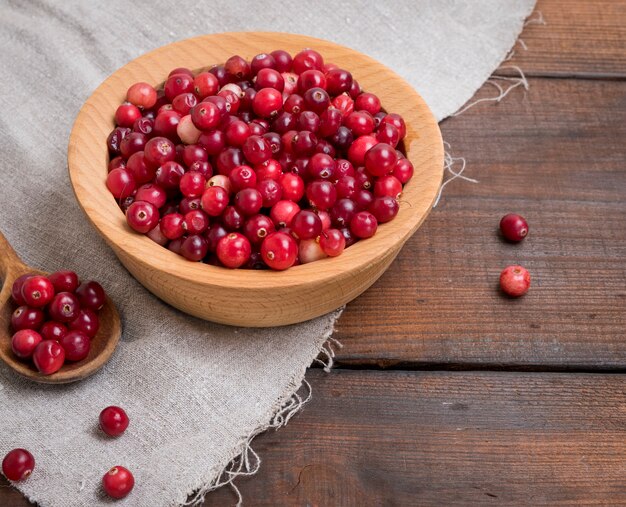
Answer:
[106, 49, 413, 270]
[2, 405, 134, 499]
[9, 272, 105, 375]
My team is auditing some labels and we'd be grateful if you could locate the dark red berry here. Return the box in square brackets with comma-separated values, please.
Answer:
[500, 213, 529, 242]
[99, 406, 130, 437]
[2, 449, 35, 482]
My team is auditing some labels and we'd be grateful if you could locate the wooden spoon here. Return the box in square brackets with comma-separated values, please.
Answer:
[0, 231, 121, 384]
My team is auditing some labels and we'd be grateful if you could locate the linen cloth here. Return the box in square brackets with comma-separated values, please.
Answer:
[0, 1, 535, 505]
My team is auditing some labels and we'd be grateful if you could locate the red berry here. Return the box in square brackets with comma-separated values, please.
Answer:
[126, 201, 159, 233]
[355, 92, 381, 115]
[500, 265, 531, 297]
[164, 73, 194, 101]
[292, 49, 324, 74]
[60, 330, 90, 361]
[201, 187, 229, 218]
[193, 72, 219, 99]
[291, 210, 322, 240]
[102, 466, 134, 499]
[242, 135, 272, 165]
[270, 50, 293, 72]
[160, 213, 185, 240]
[257, 179, 283, 207]
[179, 171, 206, 198]
[2, 449, 35, 482]
[320, 229, 346, 257]
[32, 340, 65, 374]
[48, 292, 80, 322]
[180, 235, 209, 261]
[279, 173, 305, 202]
[500, 213, 529, 242]
[344, 111, 375, 136]
[365, 143, 397, 177]
[11, 306, 44, 332]
[229, 165, 257, 191]
[261, 232, 298, 270]
[369, 196, 399, 223]
[11, 274, 31, 306]
[234, 188, 263, 216]
[21, 276, 55, 308]
[256, 68, 284, 91]
[48, 270, 79, 293]
[70, 309, 100, 338]
[115, 103, 142, 128]
[183, 210, 209, 235]
[243, 214, 276, 244]
[190, 102, 222, 131]
[347, 135, 377, 166]
[253, 88, 283, 118]
[144, 137, 176, 168]
[326, 68, 353, 95]
[217, 233, 252, 268]
[306, 180, 337, 210]
[350, 211, 378, 238]
[225, 55, 251, 80]
[374, 175, 402, 198]
[99, 406, 130, 437]
[41, 321, 68, 341]
[76, 281, 106, 311]
[393, 158, 414, 184]
[11, 329, 42, 359]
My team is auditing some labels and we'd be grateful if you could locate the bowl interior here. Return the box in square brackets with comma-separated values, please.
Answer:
[68, 32, 443, 291]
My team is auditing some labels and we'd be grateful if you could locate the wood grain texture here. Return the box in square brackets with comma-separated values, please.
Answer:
[3, 369, 624, 506]
[0, 231, 121, 384]
[68, 32, 444, 327]
[334, 77, 626, 369]
[202, 370, 626, 506]
[501, 0, 626, 78]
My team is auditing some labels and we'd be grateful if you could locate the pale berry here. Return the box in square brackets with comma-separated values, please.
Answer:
[500, 265, 531, 297]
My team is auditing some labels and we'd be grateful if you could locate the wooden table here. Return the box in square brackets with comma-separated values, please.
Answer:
[2, 0, 625, 505]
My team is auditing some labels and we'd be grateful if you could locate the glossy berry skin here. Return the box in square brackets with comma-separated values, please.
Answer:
[32, 340, 65, 375]
[350, 211, 378, 239]
[21, 276, 55, 308]
[126, 201, 159, 234]
[253, 88, 283, 118]
[70, 309, 100, 338]
[115, 103, 142, 128]
[500, 265, 531, 297]
[243, 214, 276, 244]
[60, 330, 91, 362]
[242, 135, 272, 165]
[2, 449, 35, 482]
[500, 213, 529, 242]
[292, 49, 324, 74]
[306, 180, 337, 210]
[160, 213, 185, 240]
[261, 232, 298, 270]
[11, 274, 31, 306]
[126, 82, 157, 109]
[270, 200, 300, 228]
[291, 210, 322, 240]
[190, 102, 221, 131]
[11, 329, 42, 359]
[180, 235, 209, 261]
[102, 466, 134, 499]
[234, 188, 263, 216]
[11, 306, 44, 332]
[257, 179, 283, 207]
[48, 292, 80, 322]
[270, 49, 293, 72]
[217, 233, 252, 268]
[41, 321, 68, 341]
[365, 143, 398, 177]
[76, 281, 106, 311]
[279, 173, 305, 202]
[320, 229, 346, 257]
[179, 171, 206, 198]
[99, 406, 130, 437]
[201, 186, 229, 216]
[347, 135, 377, 166]
[369, 196, 399, 223]
[48, 270, 79, 293]
[326, 68, 353, 95]
[193, 72, 219, 99]
[135, 184, 167, 208]
[164, 73, 194, 101]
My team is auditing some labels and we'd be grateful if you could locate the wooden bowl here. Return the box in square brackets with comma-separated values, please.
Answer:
[68, 32, 443, 327]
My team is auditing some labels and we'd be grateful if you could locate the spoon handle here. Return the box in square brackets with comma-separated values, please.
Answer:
[0, 230, 25, 280]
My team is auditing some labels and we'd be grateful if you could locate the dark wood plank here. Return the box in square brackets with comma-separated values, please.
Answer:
[334, 77, 626, 369]
[502, 0, 626, 78]
[203, 369, 626, 505]
[3, 370, 625, 505]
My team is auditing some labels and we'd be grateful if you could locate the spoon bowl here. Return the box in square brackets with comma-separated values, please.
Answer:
[0, 232, 121, 384]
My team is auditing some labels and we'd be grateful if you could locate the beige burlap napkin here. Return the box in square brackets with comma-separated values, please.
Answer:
[0, 1, 534, 505]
